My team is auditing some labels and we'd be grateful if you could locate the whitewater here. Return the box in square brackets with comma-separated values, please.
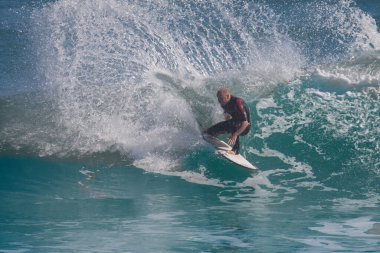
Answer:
[1, 0, 379, 252]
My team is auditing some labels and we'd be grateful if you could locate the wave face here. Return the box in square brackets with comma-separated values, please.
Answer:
[0, 1, 379, 176]
[2, 0, 379, 160]
[1, 0, 379, 186]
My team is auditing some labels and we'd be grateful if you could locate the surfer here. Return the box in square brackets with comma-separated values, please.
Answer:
[203, 88, 251, 155]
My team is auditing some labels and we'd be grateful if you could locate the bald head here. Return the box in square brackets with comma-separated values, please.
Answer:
[217, 88, 230, 97]
[217, 88, 231, 106]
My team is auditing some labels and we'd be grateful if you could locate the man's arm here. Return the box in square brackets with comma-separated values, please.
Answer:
[227, 120, 249, 146]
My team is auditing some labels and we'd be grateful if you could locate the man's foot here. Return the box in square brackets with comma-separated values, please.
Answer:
[227, 150, 236, 155]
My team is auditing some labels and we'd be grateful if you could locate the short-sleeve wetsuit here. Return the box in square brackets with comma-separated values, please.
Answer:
[206, 96, 251, 154]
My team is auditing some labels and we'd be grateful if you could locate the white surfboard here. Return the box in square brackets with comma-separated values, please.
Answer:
[202, 133, 258, 172]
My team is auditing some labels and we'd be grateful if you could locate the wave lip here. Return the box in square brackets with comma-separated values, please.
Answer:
[313, 51, 380, 87]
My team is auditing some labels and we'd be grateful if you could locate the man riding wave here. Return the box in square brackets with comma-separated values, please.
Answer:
[203, 88, 251, 155]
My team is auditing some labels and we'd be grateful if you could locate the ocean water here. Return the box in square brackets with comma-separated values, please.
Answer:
[1, 0, 379, 252]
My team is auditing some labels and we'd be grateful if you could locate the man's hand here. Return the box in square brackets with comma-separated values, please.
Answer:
[228, 134, 238, 146]
[224, 113, 232, 120]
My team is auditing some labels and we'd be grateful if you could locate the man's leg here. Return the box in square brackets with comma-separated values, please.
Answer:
[205, 120, 232, 136]
[230, 123, 250, 154]
[232, 136, 240, 154]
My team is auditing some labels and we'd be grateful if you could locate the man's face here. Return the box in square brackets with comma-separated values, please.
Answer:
[217, 93, 230, 106]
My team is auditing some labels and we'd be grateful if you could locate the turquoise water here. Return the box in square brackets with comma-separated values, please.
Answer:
[1, 0, 380, 252]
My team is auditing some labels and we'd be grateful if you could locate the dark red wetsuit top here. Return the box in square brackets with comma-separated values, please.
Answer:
[222, 96, 251, 124]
